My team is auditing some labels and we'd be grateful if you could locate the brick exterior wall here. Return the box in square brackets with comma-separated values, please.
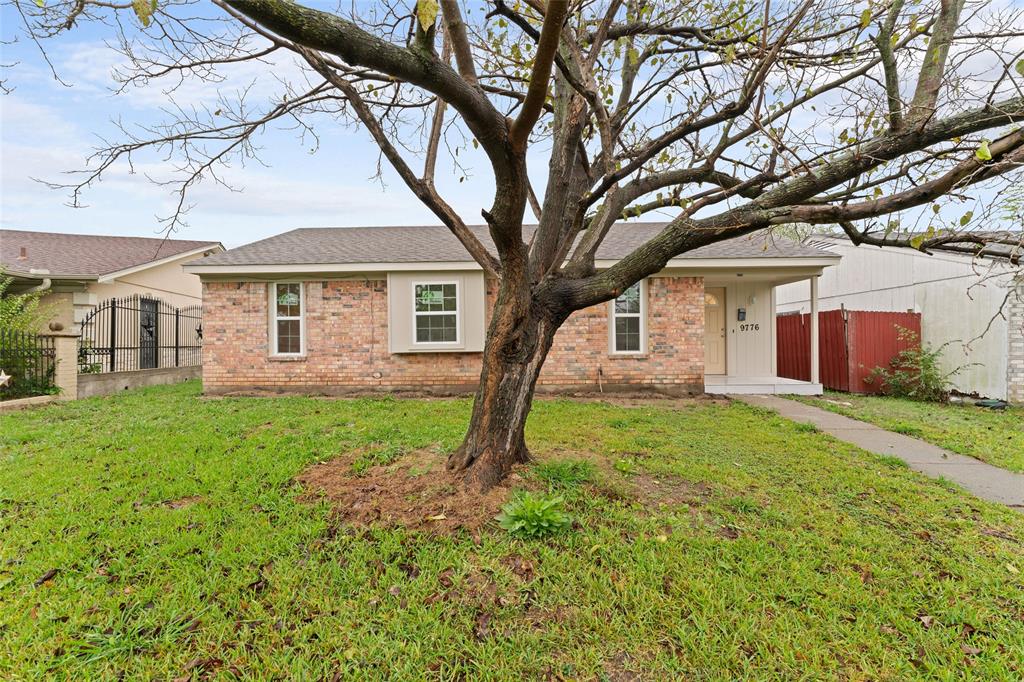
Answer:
[201, 276, 705, 395]
[1008, 278, 1024, 405]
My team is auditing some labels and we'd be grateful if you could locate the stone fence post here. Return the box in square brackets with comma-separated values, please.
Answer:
[41, 331, 80, 401]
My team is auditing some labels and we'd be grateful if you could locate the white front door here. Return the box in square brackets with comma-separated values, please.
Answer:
[704, 287, 726, 374]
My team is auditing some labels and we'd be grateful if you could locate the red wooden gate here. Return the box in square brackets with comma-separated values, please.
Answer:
[777, 310, 921, 393]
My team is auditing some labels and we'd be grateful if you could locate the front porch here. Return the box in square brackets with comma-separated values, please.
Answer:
[705, 375, 824, 396]
[699, 269, 826, 397]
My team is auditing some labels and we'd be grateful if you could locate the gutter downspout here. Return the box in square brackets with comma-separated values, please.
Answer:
[26, 270, 52, 294]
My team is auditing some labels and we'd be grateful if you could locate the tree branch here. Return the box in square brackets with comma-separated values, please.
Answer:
[772, 130, 1024, 224]
[508, 0, 569, 151]
[906, 0, 966, 128]
[439, 0, 478, 86]
[300, 48, 500, 277]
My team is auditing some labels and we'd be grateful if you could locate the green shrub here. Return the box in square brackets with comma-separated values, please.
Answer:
[866, 327, 968, 403]
[535, 458, 595, 487]
[496, 492, 572, 538]
[0, 272, 57, 332]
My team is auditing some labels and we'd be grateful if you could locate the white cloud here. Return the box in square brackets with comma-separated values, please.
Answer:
[53, 39, 316, 112]
[0, 93, 432, 241]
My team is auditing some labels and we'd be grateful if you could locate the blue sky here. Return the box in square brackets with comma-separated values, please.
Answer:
[0, 3, 509, 248]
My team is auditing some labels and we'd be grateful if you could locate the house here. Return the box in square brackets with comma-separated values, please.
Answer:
[184, 224, 840, 396]
[0, 229, 224, 330]
[776, 236, 1024, 403]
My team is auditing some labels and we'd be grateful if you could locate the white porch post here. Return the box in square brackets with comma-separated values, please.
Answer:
[810, 276, 820, 385]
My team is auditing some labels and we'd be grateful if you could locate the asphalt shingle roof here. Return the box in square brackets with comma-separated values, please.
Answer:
[0, 229, 221, 278]
[196, 224, 836, 267]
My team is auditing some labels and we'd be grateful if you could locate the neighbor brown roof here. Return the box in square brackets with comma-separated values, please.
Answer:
[194, 223, 836, 268]
[0, 229, 222, 278]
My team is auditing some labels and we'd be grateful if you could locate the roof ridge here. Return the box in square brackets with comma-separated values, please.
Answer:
[0, 228, 219, 244]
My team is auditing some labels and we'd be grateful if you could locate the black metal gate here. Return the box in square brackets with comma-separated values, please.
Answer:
[139, 298, 159, 369]
[78, 295, 202, 373]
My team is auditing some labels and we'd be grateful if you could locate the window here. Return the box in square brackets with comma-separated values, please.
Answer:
[611, 280, 645, 354]
[272, 282, 303, 355]
[413, 282, 459, 344]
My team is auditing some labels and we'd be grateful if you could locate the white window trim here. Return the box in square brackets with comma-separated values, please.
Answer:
[609, 278, 647, 355]
[411, 280, 461, 346]
[269, 282, 305, 356]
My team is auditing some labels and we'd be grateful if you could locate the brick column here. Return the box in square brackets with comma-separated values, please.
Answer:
[42, 332, 80, 401]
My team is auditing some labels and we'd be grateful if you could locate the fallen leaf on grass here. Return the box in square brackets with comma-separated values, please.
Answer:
[961, 644, 981, 655]
[857, 565, 874, 584]
[34, 568, 59, 587]
[184, 657, 222, 672]
[173, 656, 222, 682]
[474, 611, 491, 641]
[918, 615, 934, 629]
[246, 578, 269, 594]
[504, 555, 535, 582]
[398, 562, 420, 579]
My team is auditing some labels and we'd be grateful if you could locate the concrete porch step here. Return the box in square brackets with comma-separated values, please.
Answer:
[705, 376, 823, 396]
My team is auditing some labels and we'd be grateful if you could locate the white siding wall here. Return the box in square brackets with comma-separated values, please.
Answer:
[776, 241, 1014, 399]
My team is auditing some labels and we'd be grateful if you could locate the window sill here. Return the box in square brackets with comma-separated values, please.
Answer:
[268, 355, 307, 362]
[393, 347, 479, 354]
[608, 352, 648, 359]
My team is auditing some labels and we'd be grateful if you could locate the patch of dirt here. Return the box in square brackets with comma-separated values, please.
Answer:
[296, 448, 527, 534]
[163, 496, 203, 509]
[629, 473, 710, 507]
[602, 651, 643, 681]
[717, 524, 741, 540]
[544, 449, 711, 508]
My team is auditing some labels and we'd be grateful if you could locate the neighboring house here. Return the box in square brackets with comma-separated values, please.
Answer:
[184, 224, 839, 396]
[776, 236, 1024, 403]
[0, 229, 224, 330]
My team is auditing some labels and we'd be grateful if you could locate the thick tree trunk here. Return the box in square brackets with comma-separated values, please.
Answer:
[446, 283, 563, 491]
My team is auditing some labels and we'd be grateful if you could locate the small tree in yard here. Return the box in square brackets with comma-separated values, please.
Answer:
[9, 0, 1024, 489]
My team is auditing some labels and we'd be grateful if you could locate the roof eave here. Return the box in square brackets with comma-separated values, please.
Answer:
[184, 254, 840, 276]
[1, 267, 99, 281]
[96, 243, 224, 282]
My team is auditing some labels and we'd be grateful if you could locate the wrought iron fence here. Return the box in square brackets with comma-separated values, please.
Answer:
[0, 329, 57, 400]
[78, 295, 202, 374]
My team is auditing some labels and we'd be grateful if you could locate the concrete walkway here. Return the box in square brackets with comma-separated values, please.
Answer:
[739, 395, 1024, 510]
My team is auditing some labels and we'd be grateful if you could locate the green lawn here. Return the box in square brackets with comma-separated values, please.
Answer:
[1, 382, 1022, 680]
[793, 392, 1024, 473]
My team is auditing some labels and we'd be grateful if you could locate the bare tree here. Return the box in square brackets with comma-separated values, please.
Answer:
[8, 0, 1024, 489]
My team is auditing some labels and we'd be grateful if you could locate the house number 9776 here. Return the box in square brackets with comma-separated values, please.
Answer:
[739, 323, 760, 332]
